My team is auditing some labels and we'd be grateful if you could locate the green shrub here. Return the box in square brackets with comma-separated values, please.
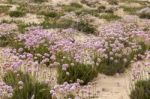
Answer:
[17, 22, 28, 33]
[97, 59, 127, 75]
[130, 79, 150, 99]
[57, 63, 98, 85]
[62, 3, 83, 12]
[70, 3, 83, 8]
[73, 20, 96, 34]
[139, 13, 150, 19]
[108, 0, 119, 5]
[97, 5, 106, 13]
[39, 11, 63, 18]
[33, 0, 48, 3]
[17, 4, 28, 13]
[75, 9, 99, 17]
[3, 71, 52, 99]
[99, 13, 121, 21]
[0, 34, 15, 47]
[0, 5, 11, 14]
[97, 41, 148, 75]
[41, 18, 74, 29]
[0, 36, 10, 47]
[56, 52, 98, 85]
[9, 11, 26, 17]
[122, 6, 142, 14]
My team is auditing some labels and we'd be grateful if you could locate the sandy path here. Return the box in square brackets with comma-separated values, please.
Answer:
[89, 73, 130, 99]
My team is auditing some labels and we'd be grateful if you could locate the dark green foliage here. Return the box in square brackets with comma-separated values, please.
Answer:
[41, 18, 74, 29]
[75, 9, 99, 17]
[0, 5, 11, 14]
[99, 13, 121, 21]
[57, 63, 98, 85]
[0, 34, 15, 47]
[3, 71, 31, 87]
[0, 36, 10, 47]
[97, 5, 106, 13]
[39, 11, 63, 18]
[139, 13, 150, 19]
[73, 20, 96, 34]
[97, 59, 127, 75]
[108, 0, 119, 5]
[56, 52, 98, 85]
[43, 12, 60, 18]
[122, 6, 142, 15]
[62, 3, 83, 12]
[130, 79, 150, 99]
[17, 22, 28, 33]
[33, 0, 48, 3]
[9, 11, 26, 17]
[3, 71, 52, 99]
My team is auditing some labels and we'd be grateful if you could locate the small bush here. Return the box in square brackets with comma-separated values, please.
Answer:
[99, 13, 121, 21]
[41, 18, 74, 29]
[3, 71, 52, 99]
[108, 0, 119, 5]
[139, 13, 150, 19]
[0, 5, 11, 14]
[70, 3, 83, 8]
[62, 3, 83, 12]
[73, 20, 96, 34]
[97, 40, 147, 75]
[56, 52, 98, 85]
[33, 0, 48, 3]
[0, 34, 15, 47]
[9, 11, 26, 17]
[57, 63, 98, 85]
[122, 6, 142, 14]
[130, 79, 150, 99]
[17, 22, 28, 33]
[0, 36, 10, 47]
[75, 9, 99, 17]
[39, 11, 63, 18]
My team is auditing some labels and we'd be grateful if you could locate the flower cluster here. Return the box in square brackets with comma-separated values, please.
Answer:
[0, 82, 13, 98]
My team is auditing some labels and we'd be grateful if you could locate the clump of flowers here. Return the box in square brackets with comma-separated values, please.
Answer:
[3, 70, 52, 99]
[0, 82, 13, 99]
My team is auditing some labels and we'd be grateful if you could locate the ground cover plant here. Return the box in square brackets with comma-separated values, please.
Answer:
[9, 10, 26, 17]
[3, 70, 52, 99]
[130, 79, 150, 99]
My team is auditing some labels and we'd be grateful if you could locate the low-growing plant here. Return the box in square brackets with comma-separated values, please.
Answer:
[41, 18, 74, 29]
[9, 10, 26, 17]
[0, 5, 11, 14]
[130, 79, 150, 99]
[75, 9, 99, 17]
[56, 52, 98, 85]
[139, 13, 150, 19]
[73, 20, 96, 34]
[17, 4, 28, 13]
[32, 0, 48, 3]
[0, 33, 16, 47]
[39, 11, 63, 18]
[107, 0, 119, 5]
[122, 6, 142, 14]
[99, 13, 121, 21]
[57, 63, 98, 85]
[62, 3, 83, 12]
[97, 57, 128, 75]
[96, 40, 148, 75]
[17, 22, 28, 33]
[3, 71, 52, 99]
